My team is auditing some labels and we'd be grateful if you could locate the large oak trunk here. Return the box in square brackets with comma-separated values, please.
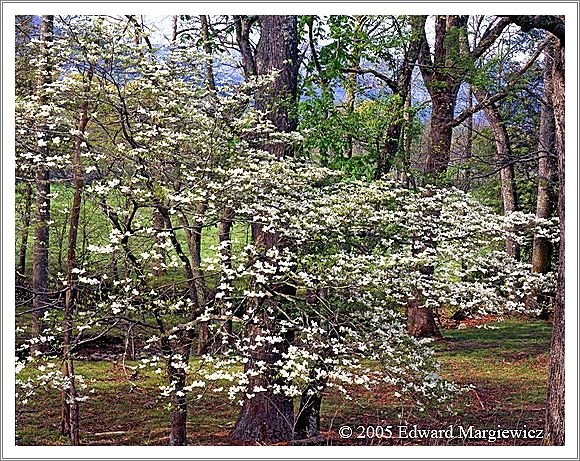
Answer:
[230, 393, 294, 442]
[406, 300, 442, 339]
[424, 90, 458, 176]
[230, 322, 294, 442]
[544, 37, 564, 447]
[231, 15, 298, 443]
[413, 50, 460, 338]
[253, 15, 298, 159]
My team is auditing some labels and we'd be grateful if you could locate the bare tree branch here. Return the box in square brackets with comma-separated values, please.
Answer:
[448, 40, 546, 129]
[507, 15, 565, 45]
[340, 67, 399, 93]
[471, 16, 511, 59]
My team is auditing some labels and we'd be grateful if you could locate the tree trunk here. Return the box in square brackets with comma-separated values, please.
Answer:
[417, 15, 469, 178]
[171, 15, 178, 43]
[168, 206, 206, 356]
[216, 208, 234, 351]
[406, 296, 442, 339]
[544, 37, 564, 447]
[399, 94, 413, 186]
[295, 290, 328, 439]
[31, 15, 53, 355]
[230, 321, 295, 442]
[231, 15, 298, 443]
[404, 17, 464, 338]
[152, 210, 166, 276]
[169, 366, 188, 446]
[499, 164, 519, 260]
[178, 206, 207, 356]
[294, 373, 326, 440]
[410, 14, 508, 337]
[473, 90, 520, 260]
[375, 121, 400, 180]
[18, 181, 33, 278]
[60, 68, 91, 445]
[425, 89, 459, 176]
[344, 61, 358, 159]
[156, 209, 200, 446]
[404, 190, 443, 339]
[232, 225, 297, 442]
[411, 76, 459, 339]
[473, 18, 567, 448]
[158, 334, 190, 448]
[199, 15, 216, 92]
[462, 85, 473, 191]
[532, 43, 556, 275]
[254, 15, 299, 159]
[197, 322, 209, 356]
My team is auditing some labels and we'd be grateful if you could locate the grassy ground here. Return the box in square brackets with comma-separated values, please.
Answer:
[15, 319, 551, 446]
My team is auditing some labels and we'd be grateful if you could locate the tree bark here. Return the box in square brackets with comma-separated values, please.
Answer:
[418, 15, 510, 177]
[531, 42, 556, 275]
[417, 16, 467, 177]
[294, 368, 326, 440]
[169, 366, 188, 446]
[295, 387, 323, 440]
[407, 298, 442, 338]
[425, 88, 460, 176]
[231, 15, 299, 443]
[472, 88, 520, 260]
[31, 15, 53, 355]
[152, 210, 166, 276]
[294, 290, 328, 439]
[375, 121, 399, 180]
[230, 320, 295, 442]
[159, 324, 193, 446]
[407, 16, 471, 337]
[234, 16, 258, 78]
[508, 19, 566, 445]
[18, 181, 33, 278]
[405, 189, 443, 339]
[544, 36, 564, 447]
[178, 206, 207, 355]
[155, 208, 202, 445]
[399, 94, 414, 187]
[216, 208, 234, 351]
[60, 67, 92, 445]
[171, 15, 178, 43]
[344, 57, 358, 159]
[199, 15, 216, 92]
[462, 85, 473, 190]
[254, 15, 299, 159]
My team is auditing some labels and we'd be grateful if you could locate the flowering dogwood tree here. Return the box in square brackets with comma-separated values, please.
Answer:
[15, 15, 557, 446]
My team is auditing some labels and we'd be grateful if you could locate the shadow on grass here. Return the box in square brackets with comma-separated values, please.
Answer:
[435, 320, 552, 360]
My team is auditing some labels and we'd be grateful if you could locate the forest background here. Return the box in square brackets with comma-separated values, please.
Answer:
[2, 1, 579, 458]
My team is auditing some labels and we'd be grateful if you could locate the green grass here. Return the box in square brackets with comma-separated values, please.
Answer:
[15, 319, 552, 446]
[434, 320, 551, 409]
